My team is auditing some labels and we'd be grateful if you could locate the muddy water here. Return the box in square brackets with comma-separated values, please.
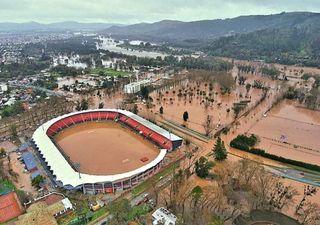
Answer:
[150, 81, 264, 134]
[270, 100, 320, 125]
[248, 100, 320, 164]
[54, 121, 159, 175]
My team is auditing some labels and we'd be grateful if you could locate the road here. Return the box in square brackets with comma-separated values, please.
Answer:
[265, 167, 320, 187]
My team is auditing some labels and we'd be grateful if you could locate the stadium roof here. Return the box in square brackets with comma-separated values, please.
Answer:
[32, 109, 172, 188]
[22, 152, 37, 171]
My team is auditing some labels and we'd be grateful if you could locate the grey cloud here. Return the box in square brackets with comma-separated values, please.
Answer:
[0, 0, 319, 23]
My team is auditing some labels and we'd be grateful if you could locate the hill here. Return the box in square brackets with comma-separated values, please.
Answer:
[104, 12, 320, 42]
[203, 14, 320, 67]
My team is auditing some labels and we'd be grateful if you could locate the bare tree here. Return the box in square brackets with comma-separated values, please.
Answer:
[299, 202, 320, 225]
[202, 115, 214, 137]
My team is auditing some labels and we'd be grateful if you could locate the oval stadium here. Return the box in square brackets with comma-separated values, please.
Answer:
[32, 109, 182, 194]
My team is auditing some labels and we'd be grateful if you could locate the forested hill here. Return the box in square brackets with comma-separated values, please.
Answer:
[105, 12, 320, 42]
[204, 14, 320, 67]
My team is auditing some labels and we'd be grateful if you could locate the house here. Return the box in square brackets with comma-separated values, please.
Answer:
[15, 196, 73, 225]
[19, 143, 29, 153]
[152, 207, 177, 225]
[0, 83, 8, 93]
[22, 152, 38, 172]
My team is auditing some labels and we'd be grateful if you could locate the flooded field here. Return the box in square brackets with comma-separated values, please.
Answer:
[54, 121, 159, 175]
[97, 37, 167, 58]
[148, 79, 266, 134]
[248, 100, 320, 164]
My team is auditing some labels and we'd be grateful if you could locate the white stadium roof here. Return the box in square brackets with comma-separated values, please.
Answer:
[32, 109, 179, 188]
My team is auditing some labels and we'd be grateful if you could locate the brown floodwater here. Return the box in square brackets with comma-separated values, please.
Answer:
[150, 81, 264, 133]
[249, 100, 320, 165]
[54, 121, 159, 175]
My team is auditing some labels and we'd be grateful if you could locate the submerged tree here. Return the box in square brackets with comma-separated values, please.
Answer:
[98, 102, 104, 109]
[159, 106, 164, 114]
[183, 111, 189, 122]
[202, 115, 214, 137]
[132, 104, 138, 114]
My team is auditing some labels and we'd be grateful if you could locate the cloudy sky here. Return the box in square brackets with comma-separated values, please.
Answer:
[1, 0, 319, 24]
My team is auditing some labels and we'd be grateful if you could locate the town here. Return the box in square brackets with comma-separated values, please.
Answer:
[0, 4, 320, 225]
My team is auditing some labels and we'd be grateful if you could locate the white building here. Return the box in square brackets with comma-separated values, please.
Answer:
[0, 83, 8, 93]
[124, 80, 150, 94]
[152, 207, 177, 225]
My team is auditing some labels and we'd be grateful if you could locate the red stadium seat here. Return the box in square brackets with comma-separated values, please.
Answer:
[72, 115, 83, 123]
[99, 112, 107, 120]
[119, 115, 128, 122]
[126, 118, 140, 129]
[91, 112, 100, 121]
[108, 112, 117, 120]
[138, 125, 153, 137]
[82, 113, 92, 121]
[63, 117, 74, 126]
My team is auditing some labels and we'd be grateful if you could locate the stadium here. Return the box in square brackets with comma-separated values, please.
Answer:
[32, 109, 182, 194]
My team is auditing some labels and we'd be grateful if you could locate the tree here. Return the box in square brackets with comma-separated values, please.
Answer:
[245, 83, 251, 94]
[98, 102, 104, 109]
[183, 111, 189, 122]
[195, 156, 214, 178]
[108, 199, 132, 225]
[132, 104, 138, 114]
[213, 137, 227, 161]
[140, 86, 150, 100]
[80, 99, 89, 110]
[238, 76, 246, 85]
[32, 175, 45, 188]
[202, 115, 214, 136]
[207, 216, 225, 225]
[233, 105, 245, 118]
[10, 124, 18, 138]
[191, 186, 203, 217]
[76, 101, 82, 111]
[299, 202, 320, 225]
[0, 148, 6, 157]
[159, 106, 164, 114]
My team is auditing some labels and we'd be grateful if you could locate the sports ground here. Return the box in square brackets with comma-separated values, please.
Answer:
[54, 121, 160, 175]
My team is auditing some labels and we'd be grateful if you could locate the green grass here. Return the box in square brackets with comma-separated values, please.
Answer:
[91, 68, 129, 77]
[91, 207, 108, 221]
[0, 179, 15, 195]
[132, 162, 179, 196]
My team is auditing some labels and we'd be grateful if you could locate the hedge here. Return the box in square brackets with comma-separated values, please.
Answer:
[230, 135, 320, 172]
[249, 148, 320, 172]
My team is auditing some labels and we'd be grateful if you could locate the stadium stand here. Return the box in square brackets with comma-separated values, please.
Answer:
[33, 109, 182, 193]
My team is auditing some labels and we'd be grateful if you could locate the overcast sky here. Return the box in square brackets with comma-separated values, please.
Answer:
[1, 0, 319, 24]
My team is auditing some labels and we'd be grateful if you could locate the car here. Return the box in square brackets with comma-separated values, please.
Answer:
[100, 221, 107, 225]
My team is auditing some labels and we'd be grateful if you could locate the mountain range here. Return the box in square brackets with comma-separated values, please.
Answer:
[104, 12, 320, 43]
[0, 21, 120, 32]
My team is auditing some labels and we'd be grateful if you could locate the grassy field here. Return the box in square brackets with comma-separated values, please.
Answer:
[0, 179, 15, 195]
[91, 68, 129, 77]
